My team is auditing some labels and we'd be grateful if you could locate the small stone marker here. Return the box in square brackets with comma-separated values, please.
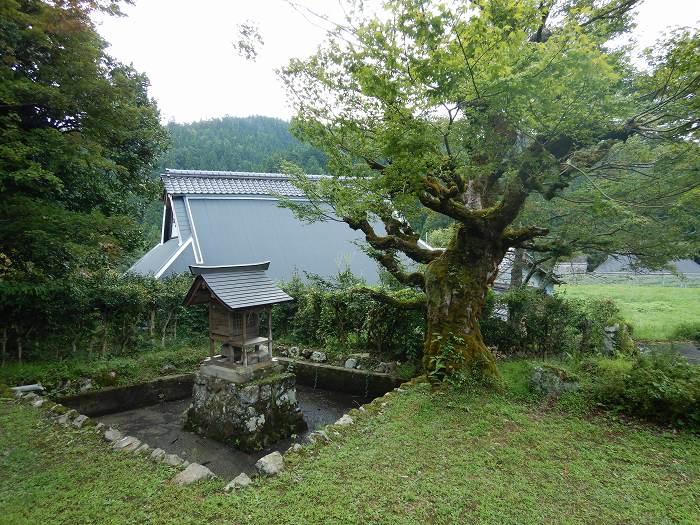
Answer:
[224, 472, 252, 491]
[72, 414, 89, 428]
[103, 428, 122, 442]
[344, 358, 357, 369]
[255, 451, 284, 476]
[171, 463, 215, 486]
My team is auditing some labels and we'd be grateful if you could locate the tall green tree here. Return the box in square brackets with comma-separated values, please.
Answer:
[280, 0, 699, 378]
[0, 0, 167, 280]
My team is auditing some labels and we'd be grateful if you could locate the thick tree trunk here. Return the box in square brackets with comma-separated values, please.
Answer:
[422, 230, 505, 379]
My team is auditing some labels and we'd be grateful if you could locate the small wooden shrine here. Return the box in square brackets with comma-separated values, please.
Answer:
[184, 262, 293, 369]
[183, 262, 305, 452]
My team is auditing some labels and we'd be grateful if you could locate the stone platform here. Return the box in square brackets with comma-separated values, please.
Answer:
[185, 361, 306, 452]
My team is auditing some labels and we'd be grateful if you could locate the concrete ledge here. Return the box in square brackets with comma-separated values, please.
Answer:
[56, 374, 194, 416]
[276, 357, 402, 397]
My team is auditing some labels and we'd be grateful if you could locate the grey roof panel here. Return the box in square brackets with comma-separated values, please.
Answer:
[171, 196, 191, 239]
[127, 238, 181, 275]
[162, 169, 325, 197]
[188, 262, 293, 310]
[188, 197, 380, 283]
[160, 243, 196, 278]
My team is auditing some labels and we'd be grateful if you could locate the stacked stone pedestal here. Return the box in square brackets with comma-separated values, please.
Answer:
[185, 361, 306, 452]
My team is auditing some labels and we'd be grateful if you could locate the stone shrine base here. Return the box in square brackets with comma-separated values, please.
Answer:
[185, 361, 306, 452]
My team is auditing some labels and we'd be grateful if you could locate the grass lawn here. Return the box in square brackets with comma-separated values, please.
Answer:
[1, 363, 698, 525]
[559, 284, 700, 340]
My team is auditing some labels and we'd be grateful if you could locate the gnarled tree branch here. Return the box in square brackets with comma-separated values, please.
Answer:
[351, 286, 426, 310]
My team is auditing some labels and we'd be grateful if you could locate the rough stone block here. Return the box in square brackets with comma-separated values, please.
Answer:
[55, 413, 72, 425]
[224, 472, 252, 491]
[164, 453, 184, 467]
[286, 443, 303, 454]
[255, 451, 284, 476]
[310, 351, 327, 362]
[134, 443, 151, 455]
[335, 414, 354, 426]
[113, 436, 141, 452]
[150, 448, 166, 462]
[171, 463, 215, 486]
[307, 430, 331, 445]
[103, 428, 122, 442]
[72, 414, 89, 428]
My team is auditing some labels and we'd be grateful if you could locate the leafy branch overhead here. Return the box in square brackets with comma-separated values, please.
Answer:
[278, 0, 699, 378]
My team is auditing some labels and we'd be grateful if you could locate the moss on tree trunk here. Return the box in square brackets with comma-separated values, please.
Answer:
[423, 228, 505, 380]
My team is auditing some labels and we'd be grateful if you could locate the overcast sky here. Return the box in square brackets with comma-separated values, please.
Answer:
[93, 0, 700, 124]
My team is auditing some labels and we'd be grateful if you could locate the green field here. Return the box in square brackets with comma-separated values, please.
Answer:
[2, 365, 699, 525]
[559, 284, 700, 340]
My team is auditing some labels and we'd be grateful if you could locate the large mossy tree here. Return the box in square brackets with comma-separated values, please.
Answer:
[280, 0, 699, 379]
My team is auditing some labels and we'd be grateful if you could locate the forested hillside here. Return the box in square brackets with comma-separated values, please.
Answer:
[160, 116, 326, 173]
[138, 116, 327, 245]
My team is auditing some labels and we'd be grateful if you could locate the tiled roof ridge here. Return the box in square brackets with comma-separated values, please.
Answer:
[163, 169, 326, 181]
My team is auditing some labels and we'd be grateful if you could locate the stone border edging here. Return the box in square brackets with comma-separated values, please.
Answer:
[276, 357, 404, 397]
[9, 376, 423, 493]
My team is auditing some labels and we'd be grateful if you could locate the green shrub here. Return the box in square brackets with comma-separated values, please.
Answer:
[0, 383, 13, 398]
[585, 353, 700, 428]
[274, 270, 425, 362]
[672, 322, 700, 343]
[481, 287, 633, 358]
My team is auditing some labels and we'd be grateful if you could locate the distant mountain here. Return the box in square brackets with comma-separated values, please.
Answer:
[159, 115, 326, 173]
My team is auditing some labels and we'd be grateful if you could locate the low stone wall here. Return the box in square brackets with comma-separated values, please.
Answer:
[56, 359, 403, 416]
[276, 357, 403, 397]
[56, 374, 194, 416]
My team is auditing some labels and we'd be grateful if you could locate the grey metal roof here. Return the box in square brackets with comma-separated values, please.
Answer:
[187, 262, 293, 310]
[127, 238, 181, 276]
[162, 169, 325, 197]
[187, 197, 380, 282]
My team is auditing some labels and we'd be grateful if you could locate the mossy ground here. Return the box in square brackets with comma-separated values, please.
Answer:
[2, 360, 699, 525]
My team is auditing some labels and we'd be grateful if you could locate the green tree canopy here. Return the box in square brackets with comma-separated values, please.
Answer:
[0, 0, 167, 280]
[280, 0, 699, 379]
